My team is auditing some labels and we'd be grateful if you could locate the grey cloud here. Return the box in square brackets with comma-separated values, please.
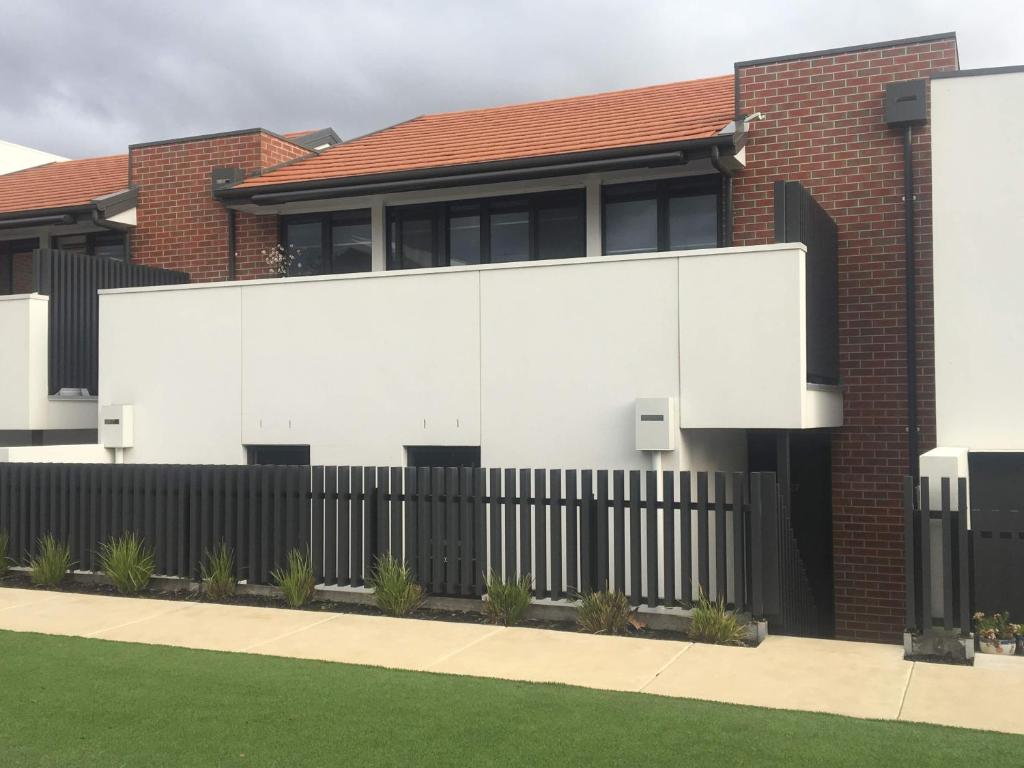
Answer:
[0, 0, 1020, 158]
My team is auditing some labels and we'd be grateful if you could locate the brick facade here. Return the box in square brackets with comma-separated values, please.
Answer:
[734, 37, 958, 641]
[128, 131, 307, 282]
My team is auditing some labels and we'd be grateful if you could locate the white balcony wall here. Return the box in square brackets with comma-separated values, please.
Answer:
[0, 294, 95, 433]
[99, 243, 839, 468]
[932, 71, 1024, 451]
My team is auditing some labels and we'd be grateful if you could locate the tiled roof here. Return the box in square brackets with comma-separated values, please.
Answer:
[236, 75, 735, 189]
[0, 155, 129, 215]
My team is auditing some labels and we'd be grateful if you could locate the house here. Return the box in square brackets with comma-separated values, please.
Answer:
[0, 139, 68, 176]
[8, 31, 1018, 645]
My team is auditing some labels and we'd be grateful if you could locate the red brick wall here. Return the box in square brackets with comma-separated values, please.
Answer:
[129, 131, 307, 281]
[734, 38, 958, 641]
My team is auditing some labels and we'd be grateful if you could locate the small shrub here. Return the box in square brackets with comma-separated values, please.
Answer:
[99, 532, 155, 594]
[272, 548, 316, 608]
[368, 553, 424, 617]
[688, 589, 749, 645]
[483, 570, 532, 626]
[0, 529, 9, 577]
[576, 589, 632, 635]
[29, 534, 72, 587]
[200, 542, 236, 600]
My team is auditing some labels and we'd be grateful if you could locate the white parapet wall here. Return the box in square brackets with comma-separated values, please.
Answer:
[932, 70, 1024, 452]
[99, 244, 841, 469]
[0, 294, 96, 433]
[0, 444, 110, 464]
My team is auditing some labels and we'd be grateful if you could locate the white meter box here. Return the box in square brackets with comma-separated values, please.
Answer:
[100, 405, 134, 448]
[635, 397, 675, 451]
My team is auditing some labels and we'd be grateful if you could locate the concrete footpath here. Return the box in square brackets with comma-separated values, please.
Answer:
[1, 587, 1021, 736]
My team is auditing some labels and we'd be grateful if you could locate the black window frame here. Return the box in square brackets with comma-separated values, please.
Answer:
[51, 231, 128, 261]
[386, 189, 586, 271]
[279, 209, 373, 276]
[601, 175, 723, 255]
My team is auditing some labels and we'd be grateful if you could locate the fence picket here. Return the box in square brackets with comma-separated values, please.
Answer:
[550, 469, 562, 599]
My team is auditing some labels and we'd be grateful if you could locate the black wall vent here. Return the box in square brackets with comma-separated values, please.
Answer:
[884, 80, 927, 126]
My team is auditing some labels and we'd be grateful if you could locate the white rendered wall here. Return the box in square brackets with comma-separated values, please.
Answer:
[0, 444, 110, 463]
[0, 139, 66, 175]
[932, 71, 1024, 451]
[0, 294, 94, 432]
[99, 243, 835, 469]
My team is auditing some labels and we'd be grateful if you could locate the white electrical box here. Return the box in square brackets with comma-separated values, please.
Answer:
[635, 397, 676, 451]
[100, 405, 134, 449]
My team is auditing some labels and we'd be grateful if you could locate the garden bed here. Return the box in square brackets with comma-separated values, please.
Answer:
[0, 571, 751, 645]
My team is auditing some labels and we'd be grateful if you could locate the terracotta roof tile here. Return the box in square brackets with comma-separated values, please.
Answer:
[0, 155, 129, 215]
[237, 75, 734, 189]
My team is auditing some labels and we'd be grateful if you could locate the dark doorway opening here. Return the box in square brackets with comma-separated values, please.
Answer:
[748, 429, 834, 636]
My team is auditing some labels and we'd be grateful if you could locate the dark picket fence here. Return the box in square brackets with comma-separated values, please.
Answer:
[0, 463, 781, 614]
[904, 476, 971, 634]
[905, 474, 1024, 634]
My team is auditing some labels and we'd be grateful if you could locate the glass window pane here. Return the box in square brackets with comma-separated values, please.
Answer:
[283, 221, 323, 275]
[490, 210, 529, 263]
[603, 198, 657, 255]
[93, 233, 126, 261]
[54, 234, 88, 253]
[330, 220, 371, 273]
[400, 217, 436, 269]
[448, 214, 481, 265]
[668, 194, 718, 250]
[536, 203, 584, 260]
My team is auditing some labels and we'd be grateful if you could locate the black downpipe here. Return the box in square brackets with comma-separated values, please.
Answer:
[227, 208, 237, 280]
[710, 145, 734, 247]
[902, 125, 919, 480]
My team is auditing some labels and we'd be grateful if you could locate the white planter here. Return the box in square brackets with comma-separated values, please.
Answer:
[978, 638, 1016, 655]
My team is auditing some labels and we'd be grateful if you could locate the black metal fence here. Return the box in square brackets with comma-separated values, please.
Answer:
[0, 463, 782, 614]
[903, 476, 971, 634]
[31, 249, 188, 395]
[774, 180, 839, 386]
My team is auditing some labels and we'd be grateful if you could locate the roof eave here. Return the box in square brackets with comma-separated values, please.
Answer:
[219, 132, 742, 206]
[0, 186, 137, 229]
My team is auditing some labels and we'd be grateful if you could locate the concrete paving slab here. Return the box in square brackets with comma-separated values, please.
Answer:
[249, 613, 504, 671]
[643, 635, 911, 719]
[0, 587, 63, 612]
[91, 601, 339, 653]
[433, 626, 691, 692]
[0, 591, 188, 638]
[899, 654, 1024, 735]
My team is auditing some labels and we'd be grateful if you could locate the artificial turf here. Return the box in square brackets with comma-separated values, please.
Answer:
[0, 630, 1019, 767]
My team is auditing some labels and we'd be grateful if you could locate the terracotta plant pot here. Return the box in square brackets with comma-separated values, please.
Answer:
[978, 637, 1016, 655]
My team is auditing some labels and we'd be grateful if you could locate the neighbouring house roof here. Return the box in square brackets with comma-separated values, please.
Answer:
[0, 154, 129, 216]
[233, 75, 736, 191]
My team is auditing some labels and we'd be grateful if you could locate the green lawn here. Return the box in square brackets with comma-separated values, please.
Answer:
[0, 630, 1018, 767]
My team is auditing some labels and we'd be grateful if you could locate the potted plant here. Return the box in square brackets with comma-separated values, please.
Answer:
[974, 611, 1020, 655]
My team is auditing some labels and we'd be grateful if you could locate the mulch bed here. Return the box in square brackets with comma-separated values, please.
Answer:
[0, 572, 689, 642]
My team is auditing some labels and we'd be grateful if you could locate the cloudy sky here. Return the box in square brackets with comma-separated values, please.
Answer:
[2, 0, 1020, 158]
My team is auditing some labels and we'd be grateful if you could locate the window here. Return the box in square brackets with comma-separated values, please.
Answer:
[406, 445, 481, 469]
[0, 238, 39, 295]
[387, 189, 585, 270]
[247, 445, 311, 465]
[602, 176, 720, 255]
[52, 232, 127, 261]
[280, 210, 372, 276]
